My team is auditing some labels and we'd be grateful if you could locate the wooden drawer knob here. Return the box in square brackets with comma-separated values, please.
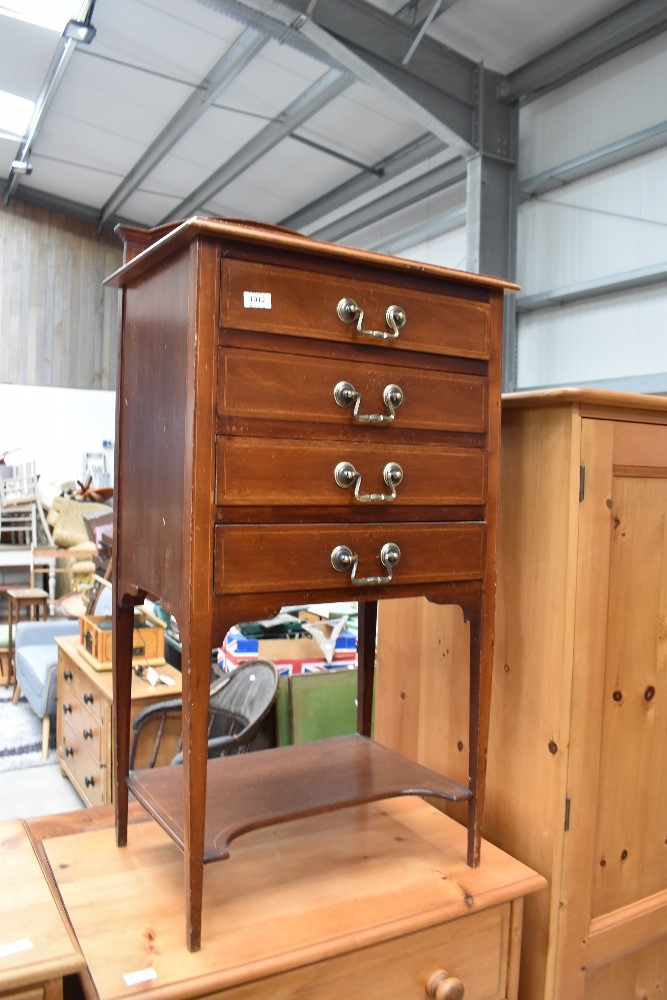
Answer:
[426, 968, 465, 1000]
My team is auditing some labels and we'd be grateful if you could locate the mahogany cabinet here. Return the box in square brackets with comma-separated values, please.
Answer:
[105, 217, 515, 951]
[375, 389, 667, 999]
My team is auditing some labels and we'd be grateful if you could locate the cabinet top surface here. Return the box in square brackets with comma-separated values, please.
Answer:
[104, 215, 519, 293]
[56, 633, 182, 699]
[503, 386, 667, 415]
[40, 797, 544, 999]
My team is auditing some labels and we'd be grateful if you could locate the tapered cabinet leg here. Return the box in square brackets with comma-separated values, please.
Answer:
[113, 597, 135, 847]
[181, 619, 216, 952]
[467, 608, 492, 868]
[357, 601, 378, 737]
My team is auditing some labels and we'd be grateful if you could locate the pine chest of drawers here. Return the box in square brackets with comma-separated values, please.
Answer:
[55, 635, 182, 806]
[105, 217, 516, 950]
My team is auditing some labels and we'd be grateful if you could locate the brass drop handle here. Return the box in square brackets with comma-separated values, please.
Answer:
[333, 380, 403, 423]
[331, 542, 401, 586]
[337, 297, 406, 340]
[334, 461, 403, 502]
[425, 969, 465, 1000]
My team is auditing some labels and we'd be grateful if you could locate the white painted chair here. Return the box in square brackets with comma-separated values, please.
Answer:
[0, 462, 53, 546]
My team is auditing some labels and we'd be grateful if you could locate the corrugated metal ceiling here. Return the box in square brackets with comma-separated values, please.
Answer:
[0, 0, 662, 248]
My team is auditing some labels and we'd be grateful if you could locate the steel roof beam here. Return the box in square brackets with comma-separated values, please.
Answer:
[230, 0, 508, 157]
[280, 132, 445, 231]
[370, 204, 466, 256]
[310, 156, 467, 243]
[394, 0, 460, 30]
[498, 0, 667, 104]
[162, 67, 352, 222]
[97, 26, 268, 229]
[520, 119, 667, 197]
[517, 261, 667, 312]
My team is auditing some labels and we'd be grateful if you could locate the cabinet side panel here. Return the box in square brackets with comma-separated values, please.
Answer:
[114, 250, 191, 611]
[487, 404, 582, 1000]
[375, 598, 471, 799]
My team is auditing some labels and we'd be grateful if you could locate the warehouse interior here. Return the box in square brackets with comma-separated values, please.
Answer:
[0, 1, 665, 998]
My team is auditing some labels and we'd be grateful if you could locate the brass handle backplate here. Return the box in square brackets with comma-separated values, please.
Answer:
[336, 297, 406, 340]
[333, 380, 403, 424]
[331, 542, 401, 586]
[334, 460, 403, 503]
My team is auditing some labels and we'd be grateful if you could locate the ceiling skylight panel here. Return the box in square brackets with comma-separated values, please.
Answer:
[0, 0, 79, 32]
[0, 88, 33, 138]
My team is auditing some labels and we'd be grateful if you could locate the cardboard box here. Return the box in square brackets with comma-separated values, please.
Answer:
[218, 627, 357, 677]
[79, 608, 165, 671]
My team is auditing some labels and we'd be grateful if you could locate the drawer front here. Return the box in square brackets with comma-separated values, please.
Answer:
[220, 258, 491, 360]
[60, 664, 102, 724]
[214, 903, 511, 1000]
[214, 522, 484, 596]
[60, 721, 106, 806]
[215, 437, 486, 508]
[60, 696, 103, 761]
[217, 347, 488, 435]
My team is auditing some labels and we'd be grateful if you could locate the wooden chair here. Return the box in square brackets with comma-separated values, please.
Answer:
[129, 659, 279, 769]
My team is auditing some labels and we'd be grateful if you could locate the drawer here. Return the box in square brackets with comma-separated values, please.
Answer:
[220, 258, 491, 360]
[1, 989, 49, 1000]
[60, 663, 102, 723]
[214, 522, 485, 596]
[213, 903, 512, 1000]
[217, 347, 488, 436]
[215, 437, 487, 508]
[60, 722, 106, 806]
[60, 697, 103, 761]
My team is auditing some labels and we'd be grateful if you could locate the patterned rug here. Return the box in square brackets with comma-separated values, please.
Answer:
[0, 686, 57, 772]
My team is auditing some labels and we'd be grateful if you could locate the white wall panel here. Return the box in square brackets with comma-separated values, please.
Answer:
[516, 284, 667, 389]
[519, 32, 667, 179]
[515, 29, 667, 393]
[0, 383, 115, 487]
[518, 147, 667, 295]
[400, 226, 467, 271]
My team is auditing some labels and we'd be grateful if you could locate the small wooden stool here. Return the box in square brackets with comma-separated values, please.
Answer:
[7, 586, 49, 696]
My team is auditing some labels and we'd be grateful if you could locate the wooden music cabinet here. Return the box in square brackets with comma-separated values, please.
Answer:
[105, 217, 516, 951]
[375, 389, 667, 999]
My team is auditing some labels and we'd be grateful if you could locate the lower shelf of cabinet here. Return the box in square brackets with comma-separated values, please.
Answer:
[127, 733, 472, 863]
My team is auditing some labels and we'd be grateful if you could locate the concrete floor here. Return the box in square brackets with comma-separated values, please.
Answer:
[0, 763, 85, 820]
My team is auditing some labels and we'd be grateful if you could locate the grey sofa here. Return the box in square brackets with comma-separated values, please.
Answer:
[14, 587, 112, 758]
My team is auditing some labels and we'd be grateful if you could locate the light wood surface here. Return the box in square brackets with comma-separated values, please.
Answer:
[0, 820, 84, 997]
[41, 797, 544, 1000]
[375, 389, 667, 999]
[0, 200, 121, 389]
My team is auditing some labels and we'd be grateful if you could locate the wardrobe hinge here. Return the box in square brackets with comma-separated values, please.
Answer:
[579, 465, 585, 501]
[564, 797, 571, 831]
